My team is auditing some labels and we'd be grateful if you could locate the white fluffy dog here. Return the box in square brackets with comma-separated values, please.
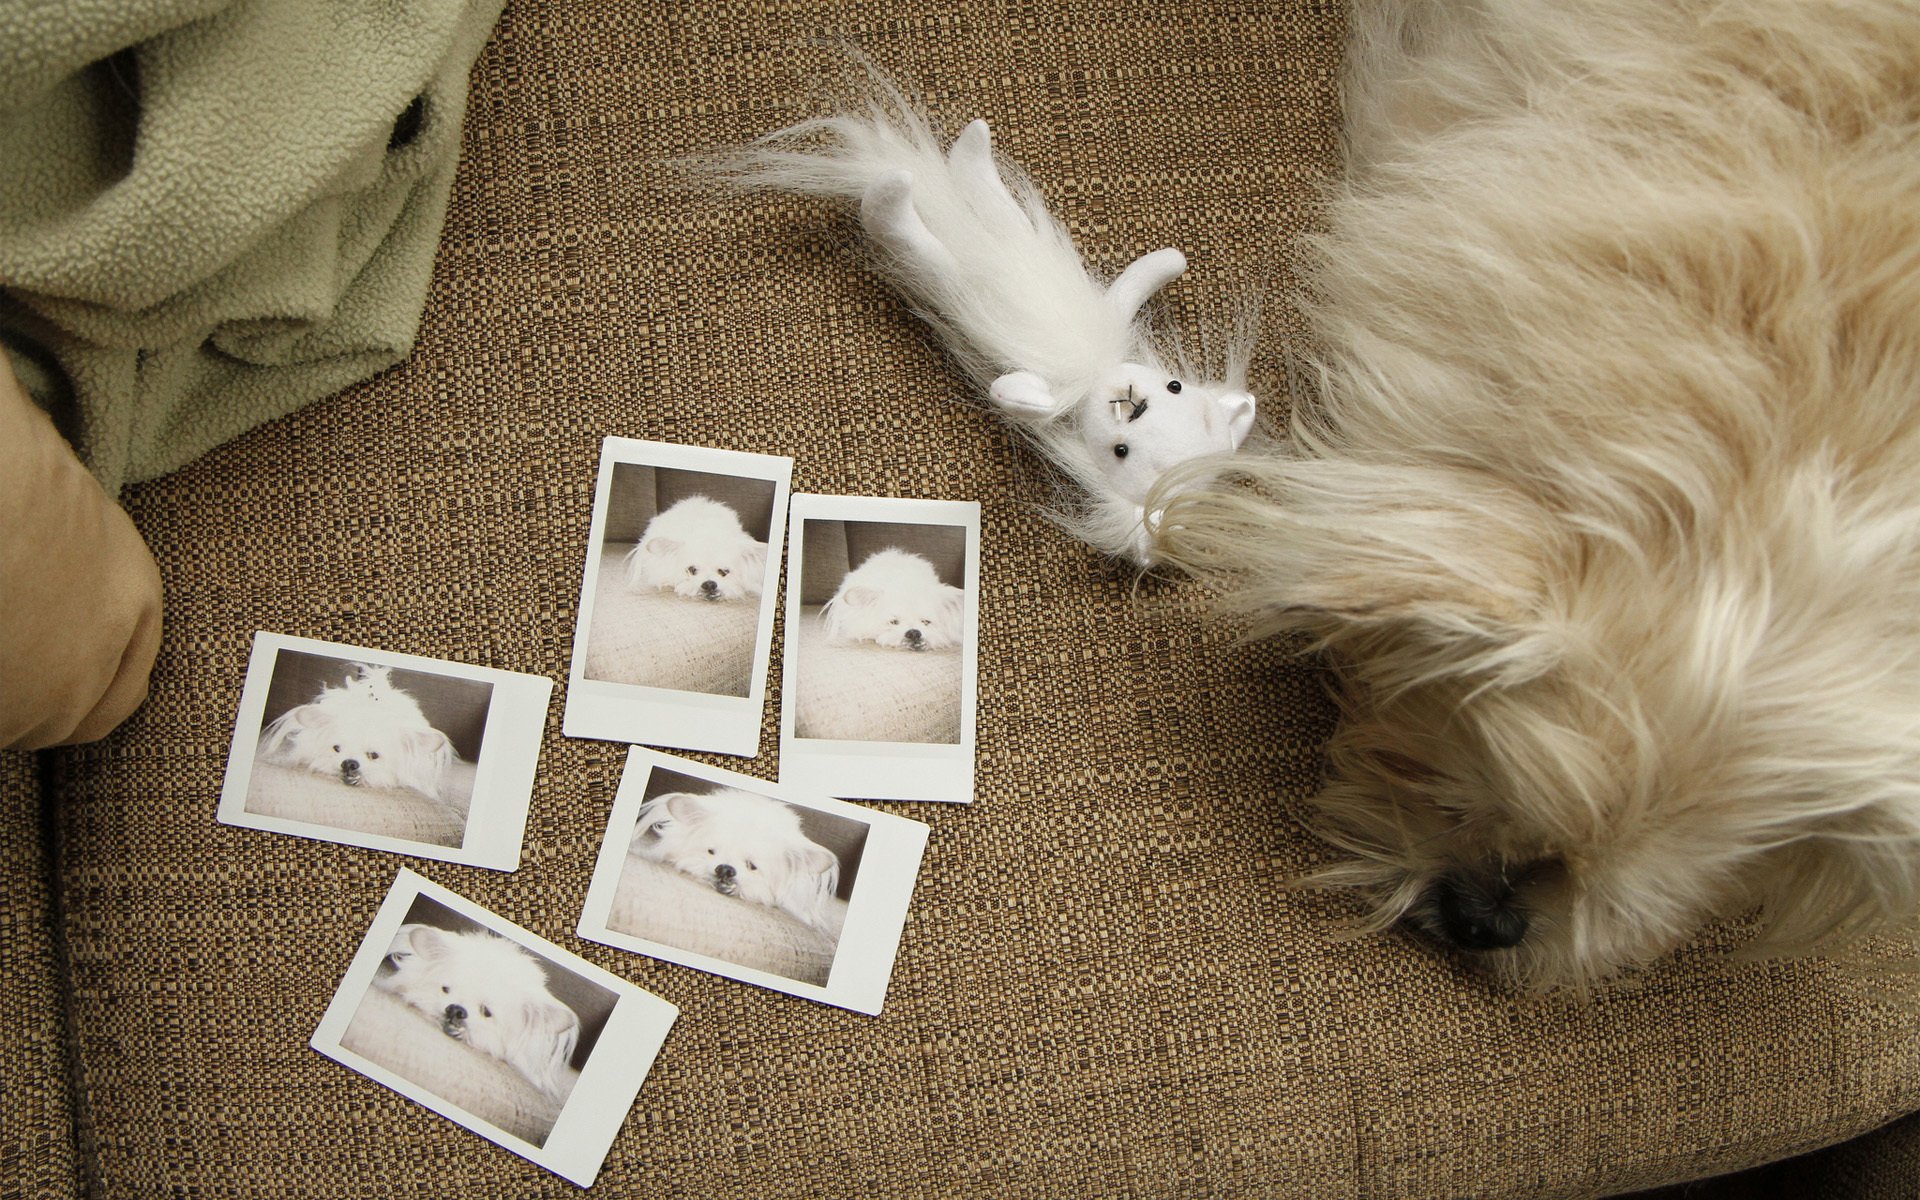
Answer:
[259, 663, 457, 800]
[631, 788, 841, 932]
[1151, 0, 1920, 989]
[822, 548, 965, 651]
[623, 495, 768, 602]
[377, 923, 581, 1102]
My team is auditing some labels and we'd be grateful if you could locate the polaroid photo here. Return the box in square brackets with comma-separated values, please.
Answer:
[218, 633, 553, 870]
[312, 869, 677, 1187]
[578, 747, 930, 1015]
[563, 437, 792, 757]
[778, 494, 981, 803]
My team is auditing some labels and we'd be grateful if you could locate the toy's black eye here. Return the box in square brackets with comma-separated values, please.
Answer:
[1114, 444, 1129, 459]
[1166, 379, 1182, 393]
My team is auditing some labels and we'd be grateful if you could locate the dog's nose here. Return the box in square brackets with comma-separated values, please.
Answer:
[1432, 875, 1529, 951]
[700, 579, 719, 596]
[444, 1004, 466, 1022]
[713, 863, 736, 880]
[903, 628, 922, 644]
[341, 759, 360, 773]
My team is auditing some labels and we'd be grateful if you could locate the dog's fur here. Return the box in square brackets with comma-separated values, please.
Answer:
[623, 495, 768, 602]
[259, 663, 458, 800]
[631, 788, 842, 932]
[1154, 0, 1920, 991]
[376, 923, 582, 1102]
[822, 548, 965, 651]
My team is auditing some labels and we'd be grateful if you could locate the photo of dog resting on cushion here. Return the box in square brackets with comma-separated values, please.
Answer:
[583, 464, 777, 697]
[794, 520, 967, 744]
[246, 652, 489, 848]
[341, 896, 617, 1149]
[609, 768, 869, 987]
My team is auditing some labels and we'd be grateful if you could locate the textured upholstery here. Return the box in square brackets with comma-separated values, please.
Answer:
[10, 1, 1920, 1197]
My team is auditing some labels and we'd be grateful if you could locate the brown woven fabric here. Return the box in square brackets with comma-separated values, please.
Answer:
[0, 750, 83, 1200]
[27, 1, 1920, 1197]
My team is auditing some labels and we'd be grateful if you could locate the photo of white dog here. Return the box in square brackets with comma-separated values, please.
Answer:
[258, 661, 459, 801]
[624, 495, 768, 603]
[606, 773, 866, 986]
[822, 548, 965, 652]
[632, 788, 842, 932]
[579, 462, 784, 705]
[375, 922, 583, 1103]
[1135, 0, 1920, 991]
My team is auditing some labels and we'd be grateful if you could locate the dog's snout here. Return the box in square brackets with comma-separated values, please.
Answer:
[700, 579, 719, 596]
[444, 1004, 466, 1022]
[341, 759, 360, 773]
[713, 863, 736, 881]
[1432, 875, 1529, 951]
[903, 627, 923, 644]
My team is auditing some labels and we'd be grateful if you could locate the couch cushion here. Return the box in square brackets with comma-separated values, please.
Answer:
[43, 1, 1920, 1197]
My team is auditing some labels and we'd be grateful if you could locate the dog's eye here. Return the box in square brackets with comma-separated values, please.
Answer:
[717, 568, 729, 577]
[921, 619, 932, 626]
[746, 861, 757, 871]
[889, 619, 900, 625]
[441, 986, 449, 994]
[1113, 443, 1128, 459]
[707, 848, 716, 855]
[686, 566, 698, 575]
[367, 751, 380, 760]
[479, 1006, 492, 1019]
[332, 744, 341, 753]
[1166, 379, 1182, 394]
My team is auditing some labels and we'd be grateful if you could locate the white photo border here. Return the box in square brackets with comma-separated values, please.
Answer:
[778, 494, 982, 803]
[217, 632, 554, 870]
[310, 868, 678, 1188]
[577, 747, 930, 1015]
[562, 437, 793, 758]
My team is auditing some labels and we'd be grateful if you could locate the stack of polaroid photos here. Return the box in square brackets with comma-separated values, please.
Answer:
[218, 436, 981, 1185]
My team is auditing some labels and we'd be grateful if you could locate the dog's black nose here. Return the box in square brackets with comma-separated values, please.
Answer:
[341, 759, 360, 773]
[444, 1004, 466, 1022]
[903, 628, 922, 644]
[713, 863, 735, 880]
[1432, 875, 1529, 951]
[700, 579, 718, 595]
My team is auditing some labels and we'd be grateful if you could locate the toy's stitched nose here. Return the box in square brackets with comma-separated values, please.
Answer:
[1432, 875, 1529, 950]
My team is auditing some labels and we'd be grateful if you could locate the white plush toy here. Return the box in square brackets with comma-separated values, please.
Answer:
[725, 89, 1256, 565]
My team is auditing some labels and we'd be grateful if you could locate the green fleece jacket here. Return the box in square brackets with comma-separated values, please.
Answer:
[0, 0, 506, 493]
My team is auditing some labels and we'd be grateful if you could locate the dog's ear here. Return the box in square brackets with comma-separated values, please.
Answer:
[775, 842, 842, 931]
[259, 704, 332, 759]
[381, 923, 437, 969]
[741, 539, 769, 576]
[505, 991, 581, 1100]
[643, 534, 682, 556]
[398, 728, 456, 799]
[940, 584, 966, 626]
[840, 585, 880, 609]
[660, 792, 709, 823]
[1158, 460, 1561, 689]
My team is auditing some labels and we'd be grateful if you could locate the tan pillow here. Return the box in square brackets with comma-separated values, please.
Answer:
[0, 354, 162, 748]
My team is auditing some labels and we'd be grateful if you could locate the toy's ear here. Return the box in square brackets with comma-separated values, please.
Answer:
[644, 535, 681, 556]
[1220, 390, 1257, 449]
[989, 371, 1057, 419]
